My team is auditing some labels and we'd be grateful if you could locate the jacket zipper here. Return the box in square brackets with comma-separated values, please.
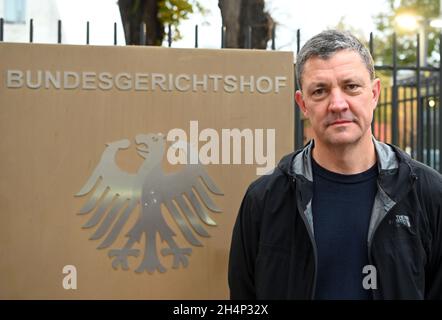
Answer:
[293, 177, 318, 299]
[367, 203, 395, 300]
[367, 172, 418, 299]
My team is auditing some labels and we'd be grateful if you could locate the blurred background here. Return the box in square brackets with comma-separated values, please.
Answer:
[1, 0, 440, 171]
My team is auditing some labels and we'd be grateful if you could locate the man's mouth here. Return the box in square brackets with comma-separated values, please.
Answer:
[331, 120, 352, 125]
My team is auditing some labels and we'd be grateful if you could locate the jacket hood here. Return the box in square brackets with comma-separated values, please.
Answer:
[276, 150, 299, 178]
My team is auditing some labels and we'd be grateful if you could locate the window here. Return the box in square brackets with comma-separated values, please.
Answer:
[4, 0, 26, 24]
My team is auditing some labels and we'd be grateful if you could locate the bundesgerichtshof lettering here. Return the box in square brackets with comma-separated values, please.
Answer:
[5, 70, 287, 94]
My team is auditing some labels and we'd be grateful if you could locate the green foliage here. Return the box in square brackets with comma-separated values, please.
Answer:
[158, 0, 205, 41]
[373, 0, 441, 66]
[332, 16, 368, 43]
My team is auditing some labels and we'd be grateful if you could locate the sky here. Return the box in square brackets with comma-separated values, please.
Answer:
[56, 0, 126, 45]
[172, 0, 390, 51]
[54, 0, 389, 50]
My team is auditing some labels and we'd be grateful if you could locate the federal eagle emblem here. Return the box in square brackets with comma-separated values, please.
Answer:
[75, 133, 223, 274]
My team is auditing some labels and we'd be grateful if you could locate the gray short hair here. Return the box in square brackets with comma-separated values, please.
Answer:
[295, 30, 375, 89]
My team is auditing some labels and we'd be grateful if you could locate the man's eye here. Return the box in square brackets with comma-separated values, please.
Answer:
[312, 88, 325, 96]
[346, 84, 360, 91]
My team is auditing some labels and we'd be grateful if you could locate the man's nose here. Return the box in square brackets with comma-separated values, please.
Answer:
[329, 88, 349, 112]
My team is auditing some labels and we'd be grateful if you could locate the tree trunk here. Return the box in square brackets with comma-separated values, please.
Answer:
[219, 0, 273, 49]
[118, 0, 164, 46]
[218, 0, 242, 48]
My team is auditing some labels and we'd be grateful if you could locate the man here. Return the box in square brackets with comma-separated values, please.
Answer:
[228, 30, 442, 300]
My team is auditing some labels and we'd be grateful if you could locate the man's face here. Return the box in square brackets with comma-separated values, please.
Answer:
[295, 50, 380, 147]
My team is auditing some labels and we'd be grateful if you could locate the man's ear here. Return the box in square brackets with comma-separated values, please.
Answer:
[295, 90, 308, 116]
[371, 78, 381, 109]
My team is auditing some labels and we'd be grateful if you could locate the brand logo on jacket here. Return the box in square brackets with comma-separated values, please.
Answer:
[395, 215, 411, 228]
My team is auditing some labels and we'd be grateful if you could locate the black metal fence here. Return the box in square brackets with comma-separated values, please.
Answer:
[0, 18, 441, 173]
[366, 32, 441, 172]
[0, 18, 274, 48]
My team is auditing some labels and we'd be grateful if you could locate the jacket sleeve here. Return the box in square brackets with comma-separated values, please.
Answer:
[228, 186, 261, 300]
[424, 171, 442, 299]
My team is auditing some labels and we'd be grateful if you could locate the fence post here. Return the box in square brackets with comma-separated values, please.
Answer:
[403, 85, 408, 149]
[221, 26, 226, 48]
[0, 18, 3, 41]
[114, 22, 117, 45]
[425, 78, 431, 164]
[139, 22, 146, 45]
[168, 24, 172, 47]
[294, 29, 303, 150]
[417, 33, 424, 162]
[369, 32, 374, 134]
[124, 22, 130, 45]
[29, 19, 33, 43]
[194, 24, 198, 48]
[86, 21, 89, 45]
[57, 20, 62, 44]
[392, 33, 398, 146]
[271, 24, 275, 50]
[439, 34, 442, 172]
[246, 26, 252, 49]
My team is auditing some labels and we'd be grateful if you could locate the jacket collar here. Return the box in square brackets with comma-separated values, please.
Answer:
[373, 138, 399, 172]
[276, 136, 416, 199]
[285, 137, 400, 181]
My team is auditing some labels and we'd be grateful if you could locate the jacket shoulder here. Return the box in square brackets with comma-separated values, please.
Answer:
[408, 158, 442, 194]
[246, 167, 289, 201]
[406, 159, 442, 222]
[391, 145, 442, 196]
[246, 152, 295, 198]
[240, 152, 296, 216]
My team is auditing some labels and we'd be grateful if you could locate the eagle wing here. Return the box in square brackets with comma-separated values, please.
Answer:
[75, 139, 140, 249]
[142, 141, 223, 248]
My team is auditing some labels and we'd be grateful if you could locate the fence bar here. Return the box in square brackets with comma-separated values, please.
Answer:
[375, 65, 438, 72]
[425, 79, 431, 165]
[246, 26, 252, 49]
[271, 24, 275, 50]
[377, 95, 381, 138]
[432, 79, 437, 168]
[295, 29, 303, 150]
[86, 21, 89, 45]
[221, 26, 226, 48]
[0, 18, 3, 41]
[114, 22, 117, 45]
[384, 88, 388, 142]
[403, 88, 407, 149]
[417, 33, 423, 161]
[168, 24, 172, 47]
[399, 91, 402, 147]
[124, 22, 130, 45]
[439, 34, 442, 172]
[139, 22, 146, 45]
[391, 33, 398, 145]
[29, 19, 33, 43]
[57, 20, 62, 43]
[370, 31, 375, 134]
[410, 87, 416, 158]
[194, 24, 198, 48]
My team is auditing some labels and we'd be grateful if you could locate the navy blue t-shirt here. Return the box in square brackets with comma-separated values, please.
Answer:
[311, 157, 378, 300]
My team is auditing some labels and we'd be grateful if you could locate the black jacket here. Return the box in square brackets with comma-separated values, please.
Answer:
[228, 139, 442, 299]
